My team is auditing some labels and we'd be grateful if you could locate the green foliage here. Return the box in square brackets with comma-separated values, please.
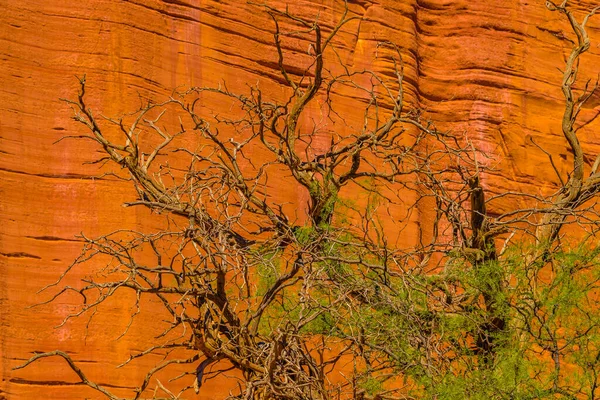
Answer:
[294, 225, 317, 247]
[256, 250, 281, 297]
[315, 241, 600, 399]
[301, 310, 336, 335]
[360, 377, 384, 396]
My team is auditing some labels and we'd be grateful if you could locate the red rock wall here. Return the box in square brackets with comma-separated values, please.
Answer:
[2, 0, 600, 398]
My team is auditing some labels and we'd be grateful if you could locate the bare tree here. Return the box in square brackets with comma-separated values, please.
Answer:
[15, 1, 600, 399]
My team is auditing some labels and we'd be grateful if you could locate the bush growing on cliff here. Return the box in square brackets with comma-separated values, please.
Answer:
[15, 1, 600, 399]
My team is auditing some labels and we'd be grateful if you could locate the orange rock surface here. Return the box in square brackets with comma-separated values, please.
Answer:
[2, 0, 600, 399]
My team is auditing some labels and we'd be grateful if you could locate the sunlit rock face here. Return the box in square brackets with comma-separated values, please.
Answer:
[1, 0, 599, 398]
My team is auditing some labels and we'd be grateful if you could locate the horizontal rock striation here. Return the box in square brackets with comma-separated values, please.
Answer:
[1, 0, 599, 398]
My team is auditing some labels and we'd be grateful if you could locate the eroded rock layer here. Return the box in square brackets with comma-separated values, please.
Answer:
[1, 0, 600, 398]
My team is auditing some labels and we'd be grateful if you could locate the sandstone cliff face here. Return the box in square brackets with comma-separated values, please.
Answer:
[2, 0, 600, 398]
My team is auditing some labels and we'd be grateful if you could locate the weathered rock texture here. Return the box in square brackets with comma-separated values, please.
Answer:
[1, 0, 600, 398]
